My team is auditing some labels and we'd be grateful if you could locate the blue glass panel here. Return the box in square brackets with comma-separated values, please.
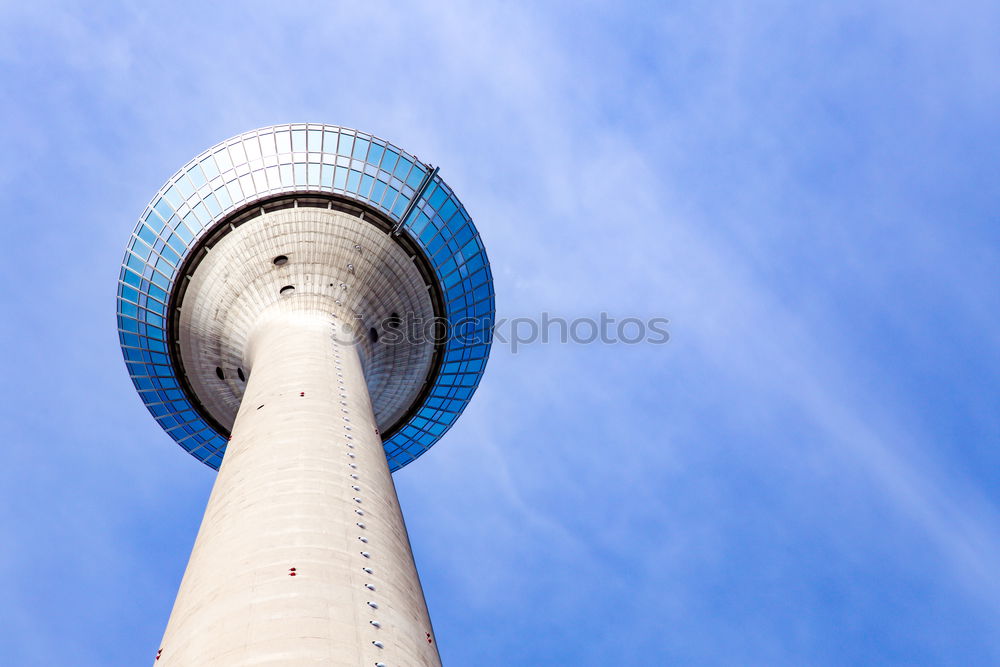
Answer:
[294, 163, 306, 185]
[308, 129, 322, 151]
[154, 198, 174, 222]
[435, 238, 460, 261]
[337, 133, 354, 157]
[445, 282, 467, 303]
[382, 185, 399, 207]
[216, 186, 232, 209]
[175, 176, 194, 199]
[428, 184, 447, 209]
[380, 149, 399, 172]
[119, 316, 139, 333]
[439, 258, 457, 279]
[419, 223, 438, 245]
[173, 220, 193, 243]
[438, 198, 457, 222]
[347, 169, 362, 193]
[188, 164, 207, 188]
[146, 299, 166, 317]
[149, 267, 169, 290]
[454, 225, 474, 247]
[163, 186, 184, 209]
[137, 226, 157, 248]
[472, 284, 490, 302]
[164, 233, 184, 255]
[160, 415, 181, 429]
[367, 143, 384, 165]
[334, 166, 348, 190]
[474, 300, 491, 316]
[323, 130, 338, 152]
[352, 138, 370, 161]
[425, 232, 446, 255]
[359, 174, 374, 198]
[393, 158, 412, 180]
[122, 268, 142, 288]
[160, 244, 180, 266]
[406, 167, 425, 189]
[390, 192, 406, 217]
[131, 238, 152, 260]
[200, 155, 220, 180]
[308, 163, 321, 186]
[126, 253, 146, 273]
[464, 252, 485, 273]
[144, 211, 165, 235]
[408, 212, 429, 237]
[204, 193, 221, 216]
[292, 129, 306, 152]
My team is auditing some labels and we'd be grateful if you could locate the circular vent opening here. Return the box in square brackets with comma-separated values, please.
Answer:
[279, 285, 295, 296]
[272, 255, 288, 266]
[215, 367, 224, 380]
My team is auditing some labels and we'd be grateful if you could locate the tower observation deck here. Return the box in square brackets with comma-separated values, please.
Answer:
[116, 124, 494, 666]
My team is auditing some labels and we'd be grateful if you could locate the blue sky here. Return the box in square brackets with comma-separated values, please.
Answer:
[1, 1, 998, 664]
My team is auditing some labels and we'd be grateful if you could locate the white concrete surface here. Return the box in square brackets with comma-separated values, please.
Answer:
[176, 206, 436, 435]
[157, 208, 442, 666]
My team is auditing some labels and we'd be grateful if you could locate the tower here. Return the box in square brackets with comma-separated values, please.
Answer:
[116, 124, 494, 665]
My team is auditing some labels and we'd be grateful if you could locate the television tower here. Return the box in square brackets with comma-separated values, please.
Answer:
[117, 124, 494, 665]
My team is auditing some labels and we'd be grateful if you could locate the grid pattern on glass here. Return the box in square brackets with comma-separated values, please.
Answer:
[117, 124, 494, 471]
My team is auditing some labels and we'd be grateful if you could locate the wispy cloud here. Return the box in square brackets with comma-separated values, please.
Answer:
[0, 0, 997, 664]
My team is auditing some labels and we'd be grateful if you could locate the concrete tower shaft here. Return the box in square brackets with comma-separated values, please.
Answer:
[156, 209, 442, 665]
[159, 311, 439, 665]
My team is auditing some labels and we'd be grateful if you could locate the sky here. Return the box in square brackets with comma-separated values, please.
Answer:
[0, 1, 998, 664]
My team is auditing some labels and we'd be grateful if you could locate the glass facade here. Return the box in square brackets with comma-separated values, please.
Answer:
[117, 124, 494, 471]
